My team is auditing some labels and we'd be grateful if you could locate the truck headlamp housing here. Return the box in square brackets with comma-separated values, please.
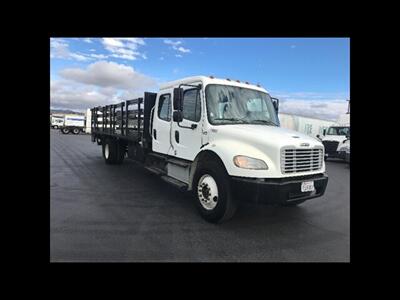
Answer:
[233, 155, 268, 170]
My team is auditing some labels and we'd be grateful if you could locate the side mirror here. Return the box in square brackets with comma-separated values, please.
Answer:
[346, 134, 350, 139]
[173, 110, 183, 123]
[316, 134, 320, 139]
[173, 88, 183, 111]
[323, 129, 326, 136]
[271, 97, 279, 112]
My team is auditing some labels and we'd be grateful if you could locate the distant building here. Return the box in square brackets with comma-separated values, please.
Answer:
[278, 113, 336, 138]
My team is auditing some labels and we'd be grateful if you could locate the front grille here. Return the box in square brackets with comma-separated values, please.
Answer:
[281, 147, 323, 174]
[322, 141, 339, 154]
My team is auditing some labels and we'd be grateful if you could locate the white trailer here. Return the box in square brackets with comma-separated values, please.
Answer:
[90, 76, 329, 223]
[60, 114, 85, 134]
[85, 109, 92, 134]
[278, 113, 335, 139]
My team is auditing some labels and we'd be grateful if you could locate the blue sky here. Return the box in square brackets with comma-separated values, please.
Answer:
[50, 38, 349, 120]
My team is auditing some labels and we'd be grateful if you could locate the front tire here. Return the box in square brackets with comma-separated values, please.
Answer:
[53, 125, 58, 129]
[193, 160, 238, 223]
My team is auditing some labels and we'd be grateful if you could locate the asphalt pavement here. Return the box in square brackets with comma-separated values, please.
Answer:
[50, 129, 350, 262]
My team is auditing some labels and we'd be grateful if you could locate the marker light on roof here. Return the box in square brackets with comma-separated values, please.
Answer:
[209, 75, 214, 79]
[257, 84, 261, 87]
[236, 80, 240, 83]
[226, 78, 231, 81]
[245, 81, 249, 84]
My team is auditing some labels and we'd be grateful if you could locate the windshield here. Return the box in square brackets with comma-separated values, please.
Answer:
[205, 84, 279, 126]
[327, 126, 350, 136]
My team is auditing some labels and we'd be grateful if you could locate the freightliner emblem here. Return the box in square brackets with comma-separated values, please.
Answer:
[300, 143, 310, 147]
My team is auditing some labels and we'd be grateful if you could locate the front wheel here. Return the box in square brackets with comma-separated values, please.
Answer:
[193, 160, 238, 223]
[53, 125, 58, 129]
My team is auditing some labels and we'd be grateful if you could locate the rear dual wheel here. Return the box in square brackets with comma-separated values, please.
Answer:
[102, 138, 125, 164]
[61, 128, 70, 134]
[72, 128, 80, 134]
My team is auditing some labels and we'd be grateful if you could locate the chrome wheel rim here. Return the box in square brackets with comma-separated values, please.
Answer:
[197, 174, 219, 210]
[104, 144, 110, 159]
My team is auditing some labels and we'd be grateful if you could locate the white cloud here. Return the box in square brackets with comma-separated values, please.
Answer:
[83, 38, 93, 43]
[164, 39, 191, 55]
[50, 38, 71, 60]
[175, 54, 182, 58]
[273, 91, 349, 121]
[59, 60, 157, 89]
[50, 80, 112, 110]
[89, 48, 96, 52]
[50, 38, 96, 61]
[164, 39, 182, 46]
[69, 53, 90, 61]
[90, 53, 108, 59]
[101, 38, 146, 60]
[177, 46, 190, 53]
[51, 61, 158, 111]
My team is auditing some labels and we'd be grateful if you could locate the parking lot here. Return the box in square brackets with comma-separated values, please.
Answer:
[50, 129, 350, 262]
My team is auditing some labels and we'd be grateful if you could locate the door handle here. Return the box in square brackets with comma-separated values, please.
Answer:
[153, 129, 157, 139]
[175, 130, 179, 143]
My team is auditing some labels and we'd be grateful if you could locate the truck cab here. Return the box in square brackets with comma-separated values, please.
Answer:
[51, 115, 64, 129]
[91, 75, 329, 223]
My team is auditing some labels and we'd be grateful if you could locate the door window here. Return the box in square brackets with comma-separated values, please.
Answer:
[183, 89, 201, 122]
[158, 94, 171, 121]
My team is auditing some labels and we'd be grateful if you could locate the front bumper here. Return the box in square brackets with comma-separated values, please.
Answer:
[326, 151, 347, 159]
[231, 173, 328, 205]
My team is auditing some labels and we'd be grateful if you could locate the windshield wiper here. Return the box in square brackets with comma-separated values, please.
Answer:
[249, 119, 278, 126]
[213, 118, 247, 123]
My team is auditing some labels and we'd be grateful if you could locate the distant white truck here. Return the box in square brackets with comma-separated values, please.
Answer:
[337, 138, 350, 163]
[320, 125, 350, 161]
[320, 113, 350, 161]
[59, 114, 85, 134]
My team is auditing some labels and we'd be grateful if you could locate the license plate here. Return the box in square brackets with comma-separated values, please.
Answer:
[301, 181, 315, 192]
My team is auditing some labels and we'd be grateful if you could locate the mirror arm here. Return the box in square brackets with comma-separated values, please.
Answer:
[177, 122, 197, 130]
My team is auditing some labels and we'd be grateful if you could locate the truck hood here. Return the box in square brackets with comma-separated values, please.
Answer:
[206, 124, 325, 178]
[210, 124, 322, 149]
[321, 135, 347, 143]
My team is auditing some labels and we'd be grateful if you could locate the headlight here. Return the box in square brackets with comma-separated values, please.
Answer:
[233, 155, 268, 170]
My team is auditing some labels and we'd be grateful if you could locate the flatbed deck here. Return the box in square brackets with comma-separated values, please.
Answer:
[91, 92, 157, 147]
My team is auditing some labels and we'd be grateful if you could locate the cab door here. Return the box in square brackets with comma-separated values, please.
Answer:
[171, 86, 204, 161]
[151, 91, 172, 155]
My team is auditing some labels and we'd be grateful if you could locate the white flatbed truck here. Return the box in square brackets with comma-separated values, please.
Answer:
[90, 76, 328, 223]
